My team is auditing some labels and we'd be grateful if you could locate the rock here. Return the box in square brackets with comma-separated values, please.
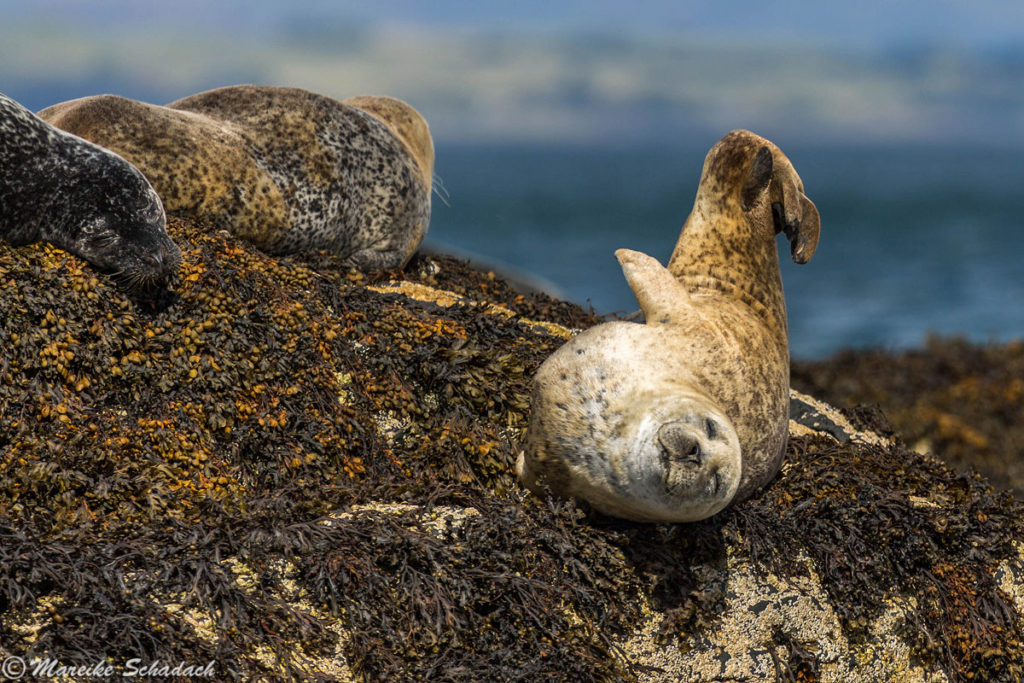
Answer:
[0, 217, 1022, 681]
[792, 339, 1024, 499]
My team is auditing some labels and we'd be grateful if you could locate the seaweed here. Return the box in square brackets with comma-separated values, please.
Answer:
[734, 435, 1024, 680]
[0, 217, 1022, 681]
[793, 337, 1024, 497]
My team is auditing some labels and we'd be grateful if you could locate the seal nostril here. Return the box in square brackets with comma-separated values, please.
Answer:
[657, 422, 703, 465]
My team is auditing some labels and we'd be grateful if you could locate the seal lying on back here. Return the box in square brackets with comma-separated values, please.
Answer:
[0, 92, 180, 291]
[517, 130, 820, 522]
[39, 85, 434, 271]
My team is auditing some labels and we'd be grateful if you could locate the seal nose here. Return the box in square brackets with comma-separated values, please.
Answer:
[657, 422, 703, 465]
[160, 239, 183, 272]
[142, 239, 182, 276]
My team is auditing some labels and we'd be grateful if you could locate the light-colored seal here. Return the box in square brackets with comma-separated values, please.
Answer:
[517, 130, 820, 522]
[0, 92, 180, 291]
[39, 85, 434, 271]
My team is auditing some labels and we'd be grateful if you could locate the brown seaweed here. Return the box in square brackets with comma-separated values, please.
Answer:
[0, 217, 1021, 681]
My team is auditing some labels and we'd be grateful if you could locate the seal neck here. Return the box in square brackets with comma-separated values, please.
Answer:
[667, 200, 788, 344]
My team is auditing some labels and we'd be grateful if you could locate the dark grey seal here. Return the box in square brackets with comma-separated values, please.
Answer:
[0, 92, 180, 291]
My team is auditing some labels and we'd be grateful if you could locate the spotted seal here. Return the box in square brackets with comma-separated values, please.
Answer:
[0, 91, 180, 291]
[517, 130, 820, 522]
[39, 85, 434, 270]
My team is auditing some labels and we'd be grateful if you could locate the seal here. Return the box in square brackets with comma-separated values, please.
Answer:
[0, 91, 180, 291]
[517, 130, 820, 522]
[39, 85, 434, 271]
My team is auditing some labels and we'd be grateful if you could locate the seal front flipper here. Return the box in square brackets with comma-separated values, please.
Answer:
[614, 248, 690, 325]
[343, 244, 411, 271]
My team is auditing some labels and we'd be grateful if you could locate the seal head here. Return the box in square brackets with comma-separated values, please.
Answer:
[343, 95, 435, 189]
[0, 92, 180, 291]
[519, 130, 819, 522]
[49, 138, 179, 291]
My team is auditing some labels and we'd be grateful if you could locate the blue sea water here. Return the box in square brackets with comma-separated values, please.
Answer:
[427, 141, 1024, 359]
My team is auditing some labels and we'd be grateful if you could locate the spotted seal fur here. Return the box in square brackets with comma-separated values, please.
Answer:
[0, 91, 180, 291]
[39, 85, 433, 270]
[517, 130, 820, 522]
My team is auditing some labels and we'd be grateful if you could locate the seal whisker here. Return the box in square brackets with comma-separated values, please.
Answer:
[432, 174, 451, 208]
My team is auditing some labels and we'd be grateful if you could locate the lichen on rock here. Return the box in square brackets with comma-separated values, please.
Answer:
[0, 216, 1022, 681]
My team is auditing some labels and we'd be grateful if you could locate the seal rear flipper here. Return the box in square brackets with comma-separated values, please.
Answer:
[769, 153, 821, 264]
[740, 146, 773, 211]
[614, 248, 690, 325]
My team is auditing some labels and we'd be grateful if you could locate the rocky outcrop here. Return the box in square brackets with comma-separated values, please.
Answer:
[793, 340, 1024, 498]
[0, 217, 1022, 681]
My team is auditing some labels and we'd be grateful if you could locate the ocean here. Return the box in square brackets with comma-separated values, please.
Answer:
[427, 140, 1024, 359]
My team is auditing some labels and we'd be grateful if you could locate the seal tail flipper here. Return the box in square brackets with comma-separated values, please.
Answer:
[615, 248, 690, 325]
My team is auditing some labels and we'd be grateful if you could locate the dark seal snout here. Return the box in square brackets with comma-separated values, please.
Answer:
[144, 237, 183, 278]
[117, 234, 182, 295]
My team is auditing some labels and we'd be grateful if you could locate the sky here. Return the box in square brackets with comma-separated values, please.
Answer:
[4, 0, 1024, 46]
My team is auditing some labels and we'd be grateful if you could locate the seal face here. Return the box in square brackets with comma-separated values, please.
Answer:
[0, 92, 181, 290]
[518, 130, 820, 522]
[39, 85, 434, 271]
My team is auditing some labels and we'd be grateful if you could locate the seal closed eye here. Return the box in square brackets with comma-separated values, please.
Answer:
[517, 129, 820, 522]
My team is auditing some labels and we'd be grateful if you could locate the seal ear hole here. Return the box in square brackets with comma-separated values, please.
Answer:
[741, 146, 773, 210]
[81, 215, 110, 235]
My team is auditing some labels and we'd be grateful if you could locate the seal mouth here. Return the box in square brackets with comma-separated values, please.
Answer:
[706, 469, 720, 497]
[108, 267, 173, 294]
